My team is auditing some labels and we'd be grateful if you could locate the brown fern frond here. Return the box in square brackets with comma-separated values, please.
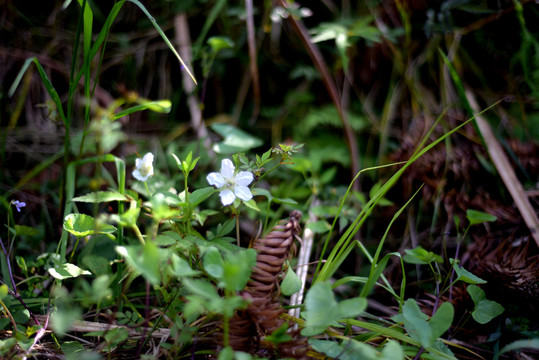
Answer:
[222, 210, 311, 359]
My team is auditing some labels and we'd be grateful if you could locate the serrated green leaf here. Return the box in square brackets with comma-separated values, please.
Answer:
[243, 199, 260, 212]
[203, 247, 225, 279]
[190, 187, 216, 207]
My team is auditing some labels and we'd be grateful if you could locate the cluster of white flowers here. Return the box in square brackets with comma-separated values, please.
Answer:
[132, 153, 253, 206]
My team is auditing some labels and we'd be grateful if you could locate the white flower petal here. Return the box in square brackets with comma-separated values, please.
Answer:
[219, 189, 235, 205]
[133, 152, 154, 181]
[142, 152, 154, 165]
[220, 159, 235, 179]
[234, 186, 253, 202]
[133, 169, 148, 182]
[207, 172, 225, 188]
[235, 171, 253, 186]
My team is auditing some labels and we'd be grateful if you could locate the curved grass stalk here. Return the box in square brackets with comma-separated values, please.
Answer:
[314, 100, 502, 285]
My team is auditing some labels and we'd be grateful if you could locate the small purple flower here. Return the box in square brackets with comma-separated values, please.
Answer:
[11, 200, 26, 212]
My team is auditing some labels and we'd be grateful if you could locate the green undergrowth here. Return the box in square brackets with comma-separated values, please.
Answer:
[1, 1, 538, 359]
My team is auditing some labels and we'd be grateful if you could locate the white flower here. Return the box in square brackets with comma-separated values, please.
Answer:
[207, 159, 254, 206]
[11, 200, 26, 212]
[133, 153, 154, 181]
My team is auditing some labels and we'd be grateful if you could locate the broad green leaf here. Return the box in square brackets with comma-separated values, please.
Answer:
[72, 191, 128, 203]
[64, 213, 117, 237]
[203, 247, 225, 279]
[211, 123, 263, 154]
[251, 187, 273, 201]
[467, 285, 504, 324]
[14, 225, 39, 237]
[395, 299, 454, 349]
[242, 199, 260, 212]
[104, 327, 129, 347]
[51, 308, 81, 336]
[380, 340, 405, 360]
[183, 278, 219, 300]
[403, 247, 442, 265]
[0, 285, 8, 299]
[190, 187, 216, 207]
[281, 267, 302, 296]
[217, 346, 234, 360]
[451, 259, 487, 284]
[302, 282, 340, 336]
[207, 36, 234, 53]
[48, 263, 91, 280]
[429, 302, 454, 340]
[308, 339, 347, 359]
[222, 249, 257, 292]
[81, 255, 111, 276]
[171, 254, 199, 278]
[60, 341, 85, 357]
[309, 338, 379, 360]
[265, 322, 292, 345]
[466, 209, 497, 225]
[115, 242, 160, 285]
[306, 220, 332, 234]
[215, 219, 236, 237]
[338, 297, 367, 319]
[397, 299, 430, 347]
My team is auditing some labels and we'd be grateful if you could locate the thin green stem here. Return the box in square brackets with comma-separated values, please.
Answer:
[144, 181, 151, 198]
[235, 213, 240, 247]
[131, 224, 145, 245]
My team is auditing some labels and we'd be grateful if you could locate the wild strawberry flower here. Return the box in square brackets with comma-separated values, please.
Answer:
[11, 200, 26, 212]
[133, 152, 154, 181]
[207, 159, 253, 206]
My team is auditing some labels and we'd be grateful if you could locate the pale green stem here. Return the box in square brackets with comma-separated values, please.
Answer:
[235, 213, 240, 247]
[131, 224, 145, 245]
[144, 181, 151, 198]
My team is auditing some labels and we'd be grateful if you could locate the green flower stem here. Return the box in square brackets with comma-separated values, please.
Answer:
[183, 172, 192, 233]
[131, 224, 145, 245]
[235, 212, 240, 247]
[68, 236, 82, 263]
[0, 298, 17, 335]
[144, 181, 151, 198]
